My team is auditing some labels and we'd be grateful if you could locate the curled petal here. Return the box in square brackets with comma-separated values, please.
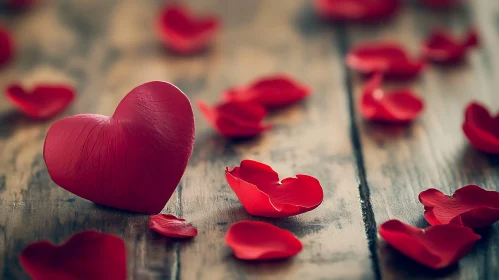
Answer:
[20, 231, 127, 280]
[43, 81, 195, 214]
[313, 0, 400, 22]
[198, 100, 271, 138]
[225, 221, 302, 260]
[225, 160, 323, 218]
[379, 220, 480, 269]
[346, 42, 425, 80]
[360, 74, 424, 122]
[6, 83, 75, 119]
[462, 102, 499, 154]
[419, 185, 499, 228]
[222, 74, 311, 108]
[157, 4, 220, 54]
[422, 28, 479, 64]
[149, 214, 198, 238]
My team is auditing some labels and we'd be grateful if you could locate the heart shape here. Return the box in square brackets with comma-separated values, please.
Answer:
[20, 231, 127, 280]
[43, 81, 195, 214]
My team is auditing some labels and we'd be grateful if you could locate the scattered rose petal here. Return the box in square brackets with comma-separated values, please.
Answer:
[0, 26, 14, 65]
[462, 102, 499, 154]
[222, 74, 311, 108]
[198, 100, 271, 138]
[346, 42, 425, 80]
[422, 0, 461, 8]
[149, 214, 198, 238]
[6, 83, 75, 119]
[20, 231, 126, 280]
[419, 185, 499, 228]
[379, 220, 480, 269]
[43, 81, 195, 214]
[360, 74, 424, 123]
[225, 160, 323, 218]
[313, 0, 400, 22]
[422, 28, 479, 64]
[225, 221, 302, 260]
[157, 3, 220, 54]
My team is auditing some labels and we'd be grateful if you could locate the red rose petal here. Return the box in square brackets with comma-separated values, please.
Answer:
[346, 42, 426, 80]
[225, 160, 323, 218]
[422, 0, 461, 8]
[157, 4, 220, 54]
[20, 231, 126, 280]
[419, 185, 499, 228]
[313, 0, 400, 22]
[198, 100, 271, 138]
[422, 28, 479, 64]
[0, 26, 14, 65]
[6, 83, 75, 120]
[360, 74, 424, 123]
[222, 74, 311, 108]
[43, 81, 195, 214]
[225, 221, 302, 260]
[462, 102, 499, 154]
[149, 214, 198, 238]
[379, 220, 480, 269]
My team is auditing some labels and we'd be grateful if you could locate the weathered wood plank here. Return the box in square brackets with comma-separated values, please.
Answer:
[173, 0, 373, 279]
[345, 2, 499, 279]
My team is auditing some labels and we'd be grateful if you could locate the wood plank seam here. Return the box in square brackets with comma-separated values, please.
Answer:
[335, 24, 381, 280]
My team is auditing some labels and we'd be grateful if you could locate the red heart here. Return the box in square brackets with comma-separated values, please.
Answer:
[6, 83, 75, 119]
[43, 81, 195, 214]
[20, 231, 127, 280]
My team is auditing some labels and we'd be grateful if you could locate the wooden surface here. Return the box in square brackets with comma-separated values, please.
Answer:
[0, 0, 497, 279]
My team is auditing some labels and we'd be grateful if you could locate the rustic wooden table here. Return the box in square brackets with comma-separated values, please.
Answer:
[0, 0, 498, 279]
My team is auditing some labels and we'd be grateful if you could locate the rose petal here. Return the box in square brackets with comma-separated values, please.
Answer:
[0, 26, 14, 65]
[157, 4, 220, 54]
[360, 74, 424, 122]
[419, 185, 499, 228]
[20, 231, 127, 280]
[149, 214, 198, 238]
[225, 160, 323, 218]
[379, 220, 480, 269]
[6, 83, 75, 119]
[222, 74, 311, 108]
[313, 0, 400, 22]
[346, 42, 425, 80]
[462, 102, 499, 154]
[225, 221, 302, 260]
[198, 100, 271, 138]
[43, 81, 195, 214]
[422, 28, 479, 64]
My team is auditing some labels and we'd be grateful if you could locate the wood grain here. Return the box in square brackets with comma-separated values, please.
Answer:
[345, 1, 499, 279]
